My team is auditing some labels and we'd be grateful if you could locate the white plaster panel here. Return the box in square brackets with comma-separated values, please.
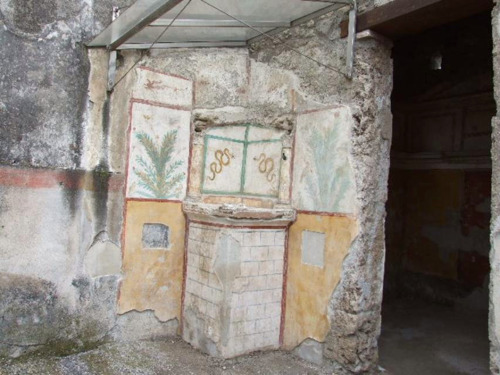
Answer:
[247, 126, 285, 142]
[301, 230, 326, 268]
[292, 107, 357, 214]
[202, 138, 244, 194]
[244, 142, 282, 197]
[194, 52, 249, 109]
[133, 67, 192, 108]
[249, 61, 294, 111]
[126, 103, 190, 199]
[0, 187, 78, 291]
[84, 240, 122, 277]
[206, 126, 247, 141]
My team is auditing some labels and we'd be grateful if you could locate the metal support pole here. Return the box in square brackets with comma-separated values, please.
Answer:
[107, 7, 120, 92]
[345, 0, 357, 79]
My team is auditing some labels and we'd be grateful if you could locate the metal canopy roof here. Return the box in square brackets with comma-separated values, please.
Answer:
[88, 0, 353, 51]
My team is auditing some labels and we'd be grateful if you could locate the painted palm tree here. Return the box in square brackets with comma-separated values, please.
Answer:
[134, 130, 184, 199]
[305, 126, 351, 211]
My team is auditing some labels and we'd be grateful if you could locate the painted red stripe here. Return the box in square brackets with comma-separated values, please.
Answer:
[0, 166, 124, 191]
[125, 197, 183, 204]
[138, 66, 191, 81]
[297, 209, 356, 218]
[297, 105, 344, 115]
[279, 223, 292, 347]
[180, 216, 190, 336]
[188, 219, 289, 230]
[130, 98, 192, 112]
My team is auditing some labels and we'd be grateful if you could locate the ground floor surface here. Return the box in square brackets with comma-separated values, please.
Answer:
[1, 298, 490, 375]
[0, 338, 330, 375]
[379, 297, 490, 375]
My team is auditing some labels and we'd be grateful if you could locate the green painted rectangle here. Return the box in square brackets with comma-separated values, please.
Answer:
[201, 124, 282, 198]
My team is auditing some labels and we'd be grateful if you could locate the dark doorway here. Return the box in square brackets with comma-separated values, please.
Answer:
[380, 12, 494, 374]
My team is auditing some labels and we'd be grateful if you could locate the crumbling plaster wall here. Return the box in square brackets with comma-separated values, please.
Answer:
[248, 6, 393, 370]
[0, 0, 165, 358]
[0, 0, 393, 370]
[491, 1, 500, 373]
[248, 11, 392, 374]
[106, 4, 392, 373]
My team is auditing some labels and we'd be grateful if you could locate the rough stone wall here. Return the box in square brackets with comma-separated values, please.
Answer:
[0, 0, 162, 358]
[0, 0, 133, 168]
[91, 5, 391, 373]
[110, 11, 390, 370]
[249, 11, 393, 373]
[0, 1, 393, 369]
[491, 1, 500, 372]
[105, 9, 391, 370]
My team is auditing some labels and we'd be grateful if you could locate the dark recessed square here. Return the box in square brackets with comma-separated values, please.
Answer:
[142, 223, 170, 249]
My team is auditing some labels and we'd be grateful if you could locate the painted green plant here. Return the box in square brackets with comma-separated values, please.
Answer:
[304, 126, 351, 211]
[134, 130, 184, 199]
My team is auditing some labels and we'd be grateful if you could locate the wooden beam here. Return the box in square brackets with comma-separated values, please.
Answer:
[340, 0, 493, 40]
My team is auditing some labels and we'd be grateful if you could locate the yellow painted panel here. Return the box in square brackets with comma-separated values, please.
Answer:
[119, 200, 185, 322]
[283, 213, 357, 349]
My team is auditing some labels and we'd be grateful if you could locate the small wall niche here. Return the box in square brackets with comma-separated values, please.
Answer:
[301, 230, 326, 268]
[142, 223, 170, 249]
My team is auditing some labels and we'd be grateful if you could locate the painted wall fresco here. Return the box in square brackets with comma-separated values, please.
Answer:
[133, 67, 193, 108]
[386, 169, 491, 286]
[126, 103, 191, 200]
[126, 68, 192, 200]
[119, 200, 185, 322]
[119, 68, 193, 323]
[119, 64, 359, 358]
[283, 213, 358, 349]
[292, 107, 357, 214]
[202, 125, 284, 198]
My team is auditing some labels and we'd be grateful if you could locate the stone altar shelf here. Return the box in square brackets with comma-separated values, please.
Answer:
[182, 201, 296, 358]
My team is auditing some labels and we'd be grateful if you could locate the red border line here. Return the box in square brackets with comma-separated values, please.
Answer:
[125, 197, 183, 204]
[297, 104, 344, 116]
[108, 174, 126, 192]
[180, 215, 190, 336]
[130, 98, 191, 112]
[191, 80, 196, 111]
[296, 209, 356, 218]
[181, 81, 194, 335]
[246, 56, 251, 88]
[0, 166, 124, 192]
[289, 127, 297, 202]
[119, 99, 135, 264]
[138, 66, 191, 81]
[279, 224, 291, 346]
[189, 219, 289, 230]
[185, 99, 195, 197]
[0, 167, 82, 189]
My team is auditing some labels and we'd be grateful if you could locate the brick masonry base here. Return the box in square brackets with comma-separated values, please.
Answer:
[182, 223, 286, 358]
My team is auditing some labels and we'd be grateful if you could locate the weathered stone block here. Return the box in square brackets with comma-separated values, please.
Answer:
[293, 338, 324, 366]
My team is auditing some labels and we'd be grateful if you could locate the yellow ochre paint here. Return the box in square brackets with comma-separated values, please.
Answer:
[283, 213, 358, 349]
[119, 200, 185, 323]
